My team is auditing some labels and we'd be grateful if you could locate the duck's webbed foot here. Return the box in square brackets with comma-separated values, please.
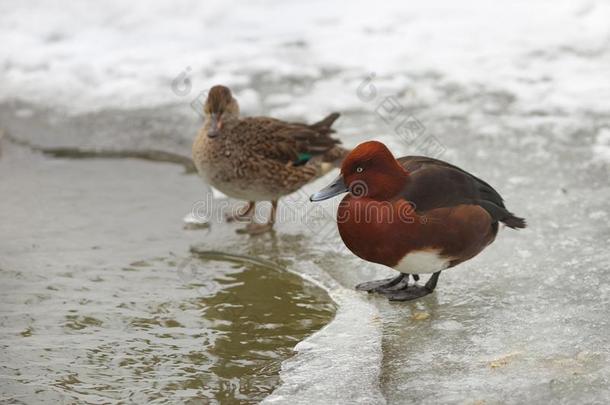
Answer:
[356, 273, 414, 293]
[382, 271, 441, 302]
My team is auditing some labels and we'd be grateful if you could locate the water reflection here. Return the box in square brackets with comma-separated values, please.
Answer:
[183, 251, 335, 403]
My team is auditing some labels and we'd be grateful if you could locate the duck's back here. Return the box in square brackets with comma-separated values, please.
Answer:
[192, 113, 347, 200]
[398, 156, 525, 229]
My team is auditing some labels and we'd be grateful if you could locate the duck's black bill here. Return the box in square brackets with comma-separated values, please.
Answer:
[207, 114, 221, 138]
[310, 175, 348, 202]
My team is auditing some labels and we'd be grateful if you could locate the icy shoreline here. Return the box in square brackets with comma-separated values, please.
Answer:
[0, 105, 387, 403]
[264, 261, 385, 405]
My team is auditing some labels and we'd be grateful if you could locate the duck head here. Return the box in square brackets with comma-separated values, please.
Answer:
[204, 85, 240, 138]
[310, 141, 409, 201]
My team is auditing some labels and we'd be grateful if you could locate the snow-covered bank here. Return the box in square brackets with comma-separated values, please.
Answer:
[1, 0, 610, 116]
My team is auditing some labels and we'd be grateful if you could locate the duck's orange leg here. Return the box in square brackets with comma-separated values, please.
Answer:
[237, 200, 277, 235]
[226, 201, 255, 222]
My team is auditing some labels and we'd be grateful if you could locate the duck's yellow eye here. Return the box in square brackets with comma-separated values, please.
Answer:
[356, 167, 363, 173]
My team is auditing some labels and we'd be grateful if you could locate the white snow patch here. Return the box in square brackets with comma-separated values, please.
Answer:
[432, 320, 465, 331]
[1, 0, 610, 114]
[593, 128, 610, 162]
[588, 210, 607, 220]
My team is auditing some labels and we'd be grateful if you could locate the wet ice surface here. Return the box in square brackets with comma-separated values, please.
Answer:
[372, 127, 610, 403]
[0, 143, 341, 403]
[2, 99, 609, 403]
[2, 0, 610, 403]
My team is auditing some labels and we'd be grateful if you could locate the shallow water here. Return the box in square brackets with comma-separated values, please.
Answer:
[0, 142, 336, 403]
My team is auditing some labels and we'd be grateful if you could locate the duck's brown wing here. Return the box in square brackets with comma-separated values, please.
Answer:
[237, 113, 343, 165]
[398, 156, 526, 229]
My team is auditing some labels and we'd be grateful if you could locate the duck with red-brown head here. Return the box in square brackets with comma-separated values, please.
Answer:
[311, 141, 409, 201]
[311, 140, 526, 301]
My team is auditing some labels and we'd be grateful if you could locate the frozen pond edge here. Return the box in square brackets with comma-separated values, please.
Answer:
[263, 261, 385, 405]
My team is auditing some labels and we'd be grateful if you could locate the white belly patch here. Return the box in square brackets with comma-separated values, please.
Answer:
[394, 250, 451, 274]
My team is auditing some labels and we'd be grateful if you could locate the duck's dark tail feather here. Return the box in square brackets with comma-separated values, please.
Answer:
[310, 112, 340, 132]
[476, 179, 527, 229]
[477, 201, 526, 229]
[501, 213, 527, 229]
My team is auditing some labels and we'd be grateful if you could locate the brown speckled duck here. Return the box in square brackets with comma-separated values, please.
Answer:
[192, 85, 348, 234]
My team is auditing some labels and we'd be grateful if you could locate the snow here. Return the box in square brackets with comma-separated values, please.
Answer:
[593, 127, 610, 162]
[1, 0, 610, 115]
